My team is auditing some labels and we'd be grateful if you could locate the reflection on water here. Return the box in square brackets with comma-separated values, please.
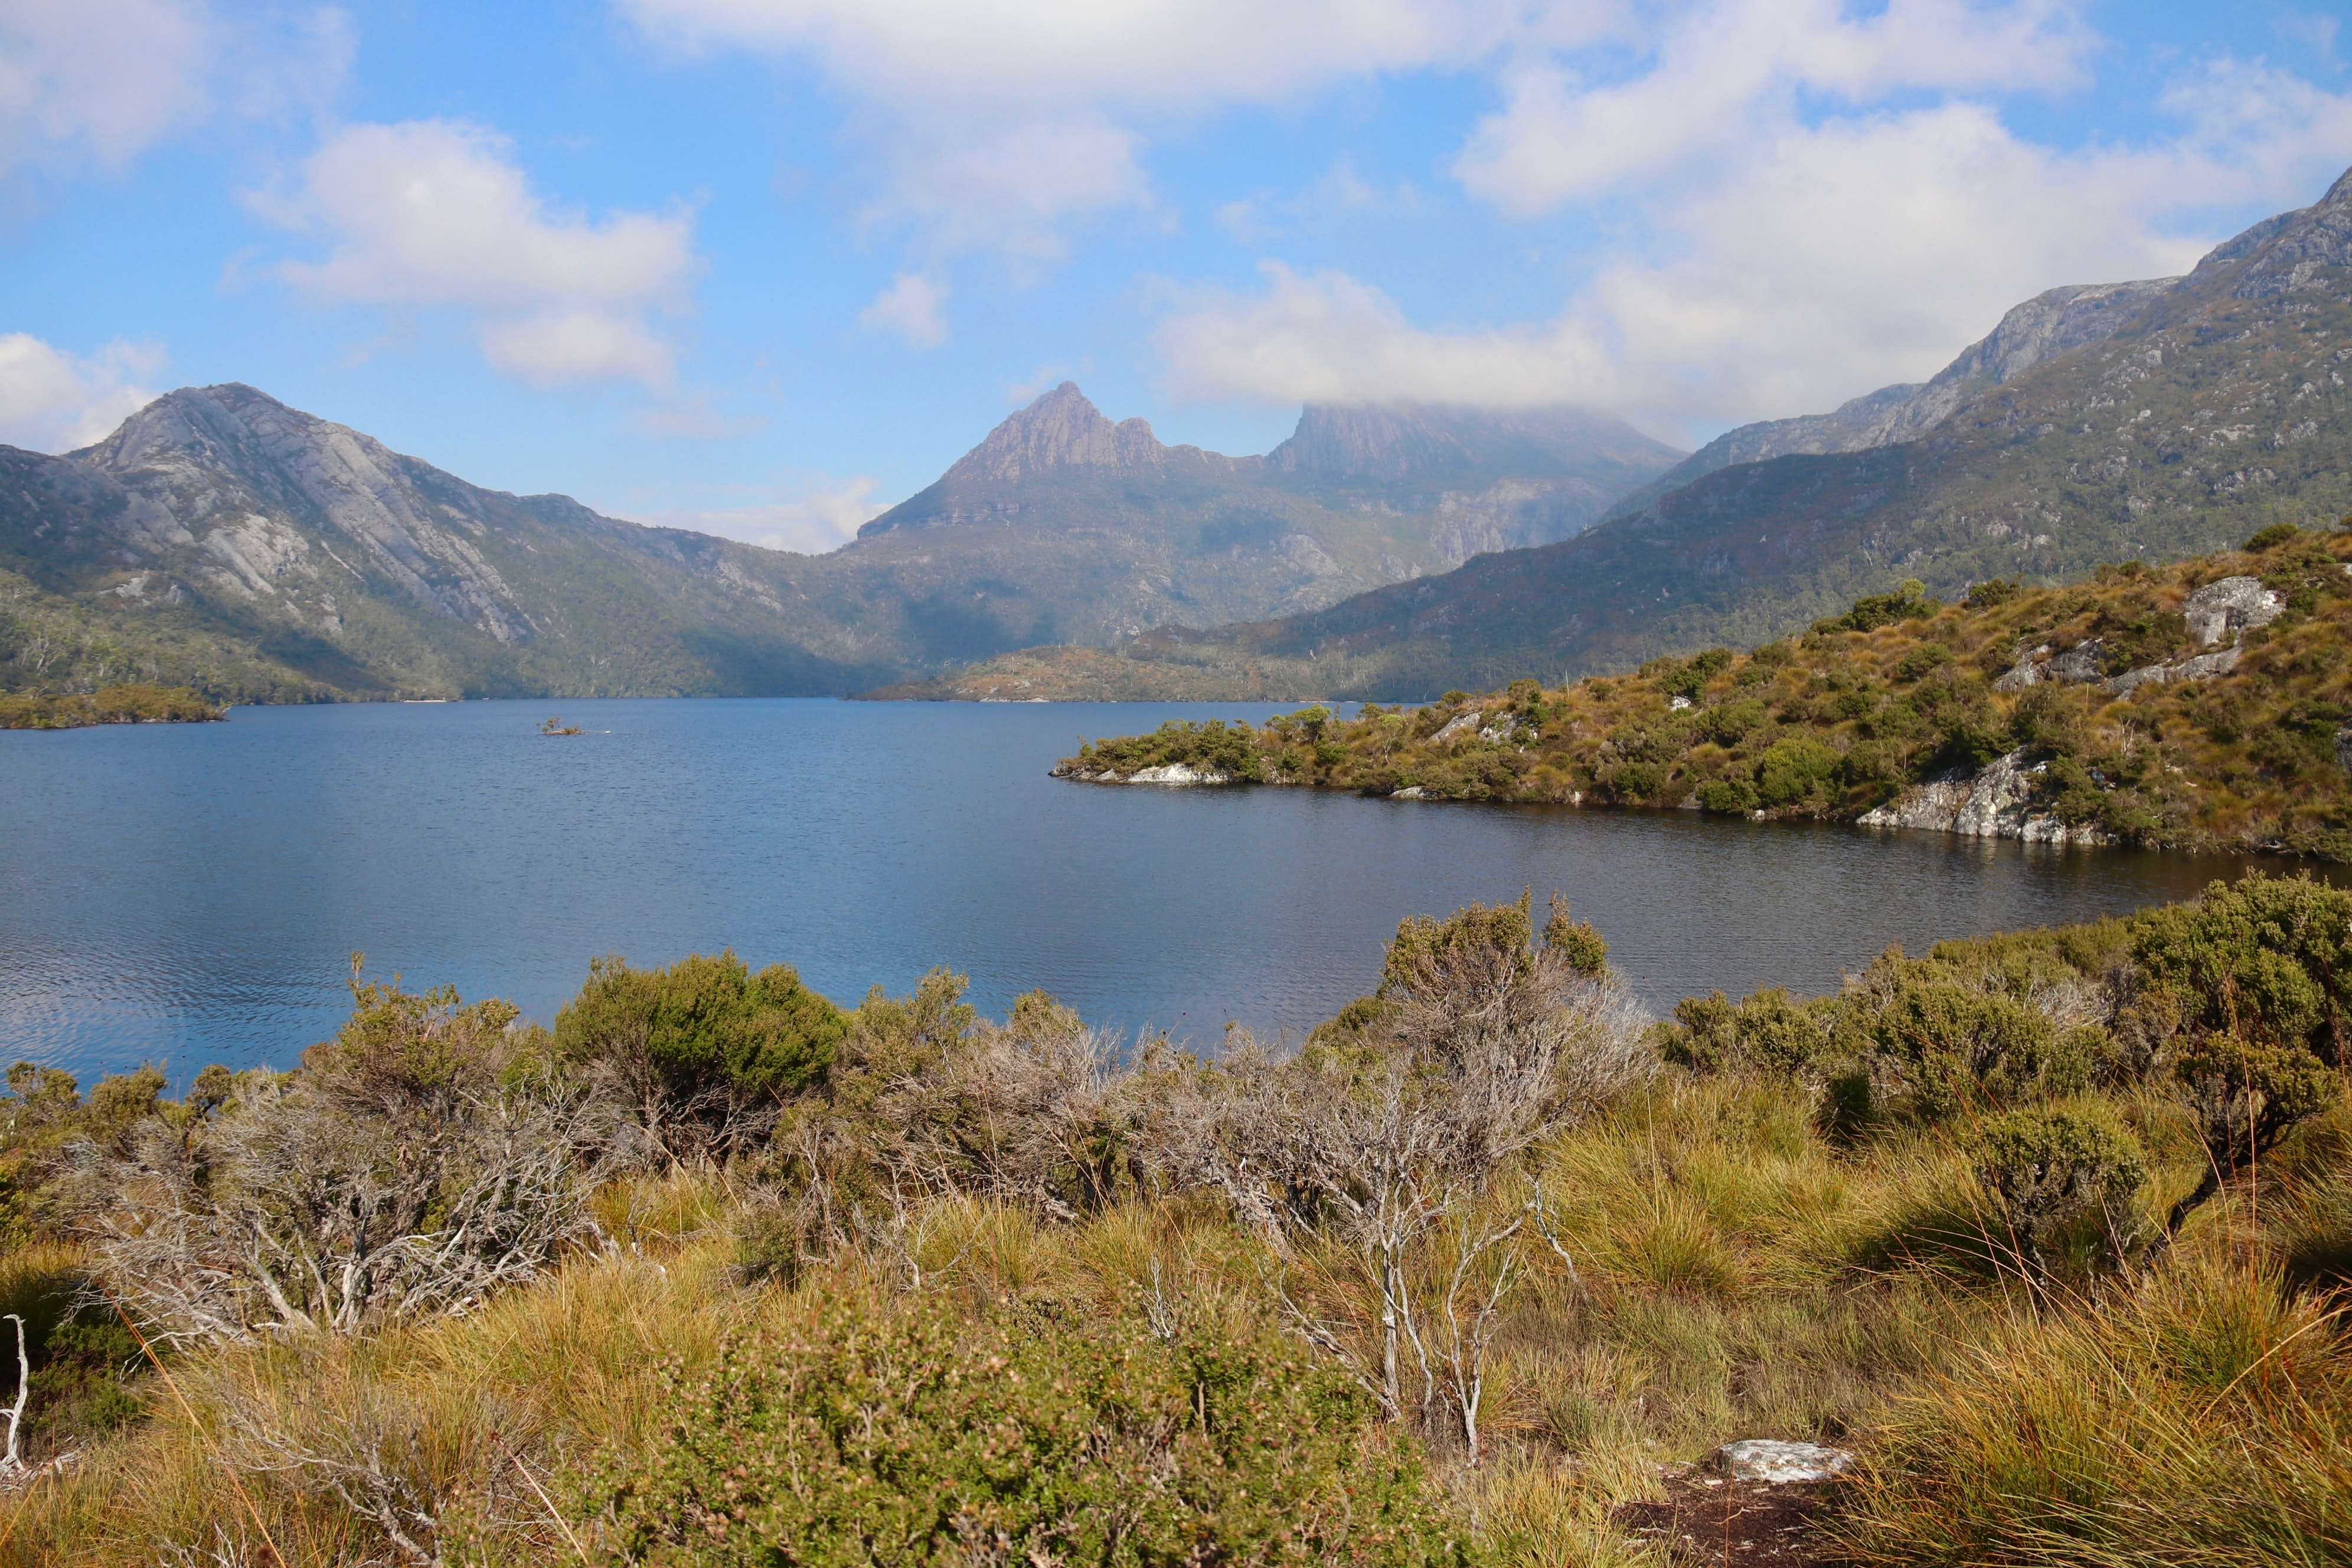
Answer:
[0, 698, 2309, 1082]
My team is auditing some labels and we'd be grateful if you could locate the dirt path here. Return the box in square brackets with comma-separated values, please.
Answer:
[1613, 1468, 1844, 1566]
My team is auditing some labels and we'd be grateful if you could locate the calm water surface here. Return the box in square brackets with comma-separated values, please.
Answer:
[0, 698, 2297, 1082]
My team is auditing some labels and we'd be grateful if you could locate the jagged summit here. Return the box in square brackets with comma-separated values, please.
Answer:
[935, 382, 1177, 485]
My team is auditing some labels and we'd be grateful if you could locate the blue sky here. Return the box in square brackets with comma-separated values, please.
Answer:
[3, 0, 2349, 553]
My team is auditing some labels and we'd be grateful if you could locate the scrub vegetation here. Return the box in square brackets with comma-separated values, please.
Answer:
[2, 876, 2350, 1564]
[0, 683, 223, 730]
[1060, 524, 2352, 860]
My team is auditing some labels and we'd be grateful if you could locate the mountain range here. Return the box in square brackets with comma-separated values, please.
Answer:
[888, 164, 2352, 701]
[0, 383, 1679, 702]
[12, 164, 2351, 710]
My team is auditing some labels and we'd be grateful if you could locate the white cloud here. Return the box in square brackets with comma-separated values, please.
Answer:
[480, 309, 680, 390]
[1163, 9, 2352, 441]
[616, 1, 1623, 337]
[251, 119, 703, 388]
[0, 332, 164, 452]
[0, 1, 351, 177]
[863, 117, 1149, 265]
[618, 0, 1592, 113]
[858, 270, 950, 348]
[0, 0, 213, 172]
[623, 474, 886, 554]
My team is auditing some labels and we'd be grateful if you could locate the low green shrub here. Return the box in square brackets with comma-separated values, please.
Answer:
[555, 950, 845, 1110]
[576, 1293, 1474, 1567]
[1971, 1102, 2146, 1273]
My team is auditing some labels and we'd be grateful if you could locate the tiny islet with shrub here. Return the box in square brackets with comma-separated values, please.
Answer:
[0, 857, 2348, 1567]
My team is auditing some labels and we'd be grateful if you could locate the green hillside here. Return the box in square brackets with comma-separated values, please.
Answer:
[1058, 525, 2352, 860]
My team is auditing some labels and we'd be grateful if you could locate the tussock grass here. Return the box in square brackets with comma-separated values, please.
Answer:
[1838, 1244, 2352, 1566]
[11, 1061, 2344, 1564]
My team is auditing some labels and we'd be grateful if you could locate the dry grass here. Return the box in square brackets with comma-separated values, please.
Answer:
[9, 1068, 2346, 1566]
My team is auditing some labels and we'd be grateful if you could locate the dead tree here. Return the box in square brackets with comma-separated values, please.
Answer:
[1171, 916, 1651, 1450]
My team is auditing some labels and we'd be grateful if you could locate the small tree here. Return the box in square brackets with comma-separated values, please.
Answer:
[1174, 897, 1650, 1458]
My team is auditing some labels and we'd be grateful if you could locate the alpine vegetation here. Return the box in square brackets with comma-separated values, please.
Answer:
[1, 878, 2348, 1565]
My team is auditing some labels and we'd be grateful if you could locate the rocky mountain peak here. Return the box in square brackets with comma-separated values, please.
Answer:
[2197, 162, 2352, 300]
[938, 381, 1171, 485]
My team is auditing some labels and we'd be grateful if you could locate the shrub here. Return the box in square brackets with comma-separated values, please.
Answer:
[1658, 989, 1832, 1078]
[1962, 579, 2023, 607]
[554, 950, 846, 1141]
[1863, 983, 2082, 1122]
[1695, 778, 1760, 814]
[1703, 697, 1768, 745]
[579, 1293, 1474, 1567]
[1813, 580, 1935, 635]
[2245, 522, 2303, 551]
[1541, 896, 1609, 977]
[1971, 1102, 2146, 1273]
[1599, 759, 1668, 803]
[73, 973, 623, 1341]
[1892, 642, 1953, 683]
[2129, 875, 2352, 1067]
[1755, 737, 1840, 808]
[2164, 1034, 2337, 1240]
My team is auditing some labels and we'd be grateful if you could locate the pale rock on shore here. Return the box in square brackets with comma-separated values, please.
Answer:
[1857, 750, 2116, 845]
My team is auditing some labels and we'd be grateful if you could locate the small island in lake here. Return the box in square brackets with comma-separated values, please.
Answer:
[1060, 522, 2352, 861]
[0, 683, 225, 731]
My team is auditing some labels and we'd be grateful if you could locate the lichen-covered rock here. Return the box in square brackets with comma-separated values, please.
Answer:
[2183, 575, 2282, 648]
[1430, 711, 1484, 744]
[1712, 1439, 1854, 1484]
[1857, 750, 2115, 845]
[2046, 640, 2107, 683]
[2108, 645, 2242, 695]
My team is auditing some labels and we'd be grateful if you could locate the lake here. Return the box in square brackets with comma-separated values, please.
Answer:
[0, 698, 2295, 1084]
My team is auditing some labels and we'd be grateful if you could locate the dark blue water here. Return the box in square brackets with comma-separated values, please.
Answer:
[0, 698, 2286, 1083]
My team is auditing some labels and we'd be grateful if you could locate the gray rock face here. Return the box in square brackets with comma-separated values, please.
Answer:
[74, 383, 540, 645]
[1858, 750, 2115, 845]
[2046, 641, 2106, 684]
[925, 382, 1196, 486]
[2206, 165, 2352, 300]
[2182, 575, 2282, 647]
[2108, 645, 2243, 695]
[1713, 1440, 1854, 1484]
[1616, 275, 2180, 513]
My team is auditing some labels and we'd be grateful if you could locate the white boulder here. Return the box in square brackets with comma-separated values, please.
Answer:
[1713, 1439, 1854, 1484]
[2183, 575, 2282, 648]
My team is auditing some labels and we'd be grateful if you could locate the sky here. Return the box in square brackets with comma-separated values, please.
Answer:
[2, 1, 2350, 554]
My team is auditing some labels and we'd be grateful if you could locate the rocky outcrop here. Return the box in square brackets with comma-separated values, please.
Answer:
[2181, 575, 2284, 647]
[1615, 276, 2180, 514]
[920, 382, 1190, 488]
[1857, 750, 2115, 845]
[1053, 762, 1231, 785]
[1993, 576, 2281, 696]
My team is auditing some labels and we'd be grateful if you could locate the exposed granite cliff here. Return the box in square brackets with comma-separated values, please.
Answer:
[1611, 276, 2181, 517]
